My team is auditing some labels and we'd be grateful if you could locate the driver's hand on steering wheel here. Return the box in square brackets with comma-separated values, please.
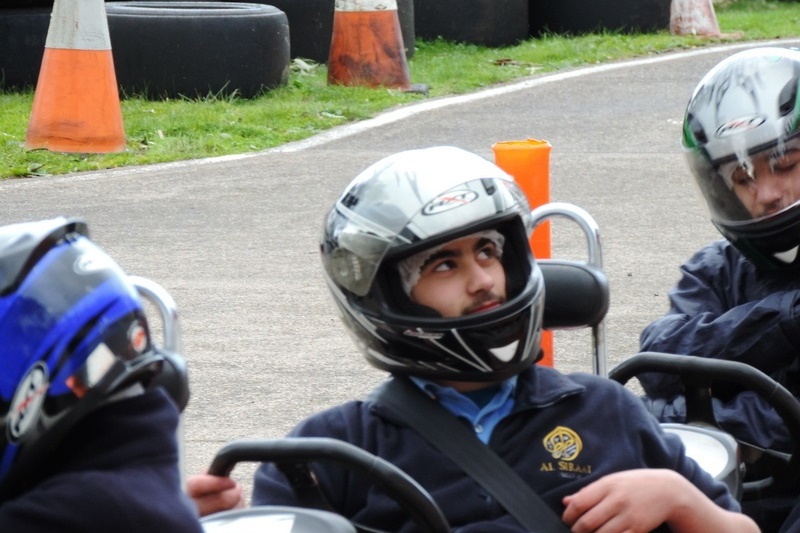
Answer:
[186, 473, 245, 517]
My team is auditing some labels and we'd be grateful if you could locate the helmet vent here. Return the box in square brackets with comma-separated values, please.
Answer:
[687, 113, 708, 145]
[778, 77, 799, 117]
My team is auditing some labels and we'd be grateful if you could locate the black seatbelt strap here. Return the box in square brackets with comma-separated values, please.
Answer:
[373, 376, 571, 533]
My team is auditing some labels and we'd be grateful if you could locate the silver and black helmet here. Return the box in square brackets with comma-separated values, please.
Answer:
[320, 146, 545, 382]
[683, 46, 800, 269]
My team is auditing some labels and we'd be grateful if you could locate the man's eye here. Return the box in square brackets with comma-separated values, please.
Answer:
[731, 169, 755, 188]
[432, 260, 455, 273]
[477, 245, 498, 260]
[768, 149, 800, 171]
[772, 159, 799, 173]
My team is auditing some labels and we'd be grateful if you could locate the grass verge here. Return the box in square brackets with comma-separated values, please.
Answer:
[1, 0, 798, 178]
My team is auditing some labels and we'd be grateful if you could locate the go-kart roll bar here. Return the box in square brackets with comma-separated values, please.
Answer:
[530, 202, 608, 377]
[208, 437, 451, 533]
[130, 276, 190, 487]
[129, 275, 189, 410]
[129, 275, 181, 354]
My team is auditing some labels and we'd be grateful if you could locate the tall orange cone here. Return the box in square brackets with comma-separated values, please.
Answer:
[491, 139, 554, 367]
[669, 0, 721, 37]
[327, 0, 411, 89]
[25, 0, 125, 153]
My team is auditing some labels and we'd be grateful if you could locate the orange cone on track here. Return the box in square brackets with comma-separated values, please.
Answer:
[669, 0, 721, 37]
[492, 139, 554, 367]
[327, 0, 411, 89]
[25, 0, 125, 153]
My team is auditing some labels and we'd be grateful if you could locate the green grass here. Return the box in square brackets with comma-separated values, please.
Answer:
[1, 0, 799, 178]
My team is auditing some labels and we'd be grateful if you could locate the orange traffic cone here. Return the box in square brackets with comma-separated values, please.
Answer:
[327, 0, 411, 89]
[669, 0, 721, 37]
[491, 139, 554, 367]
[25, 0, 125, 153]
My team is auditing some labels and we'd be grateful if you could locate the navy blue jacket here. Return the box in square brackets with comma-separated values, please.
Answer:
[252, 366, 738, 532]
[639, 239, 800, 451]
[0, 388, 203, 533]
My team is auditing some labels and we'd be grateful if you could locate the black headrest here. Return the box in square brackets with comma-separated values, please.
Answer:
[540, 260, 609, 329]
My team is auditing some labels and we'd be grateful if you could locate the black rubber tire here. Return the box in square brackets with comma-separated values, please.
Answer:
[530, 0, 670, 36]
[2, 1, 53, 7]
[413, 0, 528, 47]
[105, 1, 290, 99]
[212, 0, 415, 63]
[0, 8, 51, 90]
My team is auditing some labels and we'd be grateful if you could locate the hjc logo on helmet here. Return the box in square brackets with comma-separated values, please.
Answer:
[128, 320, 149, 354]
[715, 115, 766, 138]
[7, 363, 49, 442]
[422, 190, 478, 216]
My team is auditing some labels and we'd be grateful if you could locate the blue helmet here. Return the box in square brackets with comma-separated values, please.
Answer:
[0, 217, 165, 499]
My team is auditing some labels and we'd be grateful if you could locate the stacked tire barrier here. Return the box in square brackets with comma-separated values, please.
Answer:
[0, 0, 674, 95]
[413, 0, 528, 47]
[0, 0, 412, 94]
[241, 0, 415, 63]
[0, 8, 51, 90]
[105, 2, 289, 99]
[530, 0, 670, 36]
[410, 0, 668, 47]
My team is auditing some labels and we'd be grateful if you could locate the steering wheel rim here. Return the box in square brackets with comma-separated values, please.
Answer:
[206, 437, 451, 533]
[609, 352, 800, 497]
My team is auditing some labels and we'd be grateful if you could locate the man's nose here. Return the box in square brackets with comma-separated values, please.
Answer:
[753, 172, 786, 209]
[466, 263, 494, 293]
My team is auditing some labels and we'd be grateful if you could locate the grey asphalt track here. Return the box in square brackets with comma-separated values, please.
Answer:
[3, 39, 799, 497]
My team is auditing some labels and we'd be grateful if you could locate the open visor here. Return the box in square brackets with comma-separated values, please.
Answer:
[685, 134, 800, 226]
[321, 176, 532, 297]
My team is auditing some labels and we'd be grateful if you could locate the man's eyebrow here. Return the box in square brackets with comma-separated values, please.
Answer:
[421, 249, 457, 271]
[420, 238, 497, 271]
[770, 146, 800, 160]
[473, 237, 494, 250]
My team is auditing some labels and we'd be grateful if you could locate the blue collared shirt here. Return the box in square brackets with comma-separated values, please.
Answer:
[409, 376, 518, 444]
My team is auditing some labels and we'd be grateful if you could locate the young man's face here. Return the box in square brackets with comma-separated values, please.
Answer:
[729, 143, 800, 218]
[410, 235, 506, 318]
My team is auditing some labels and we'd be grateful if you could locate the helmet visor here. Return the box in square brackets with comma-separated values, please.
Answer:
[322, 176, 531, 297]
[687, 134, 800, 225]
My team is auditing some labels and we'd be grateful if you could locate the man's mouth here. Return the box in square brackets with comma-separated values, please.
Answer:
[467, 300, 501, 314]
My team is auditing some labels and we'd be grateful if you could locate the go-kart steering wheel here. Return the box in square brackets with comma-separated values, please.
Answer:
[205, 437, 451, 533]
[609, 352, 800, 498]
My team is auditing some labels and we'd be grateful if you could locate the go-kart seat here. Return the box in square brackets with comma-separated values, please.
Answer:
[660, 423, 742, 499]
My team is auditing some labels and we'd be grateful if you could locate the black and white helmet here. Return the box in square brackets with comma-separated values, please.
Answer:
[683, 46, 800, 269]
[320, 146, 544, 382]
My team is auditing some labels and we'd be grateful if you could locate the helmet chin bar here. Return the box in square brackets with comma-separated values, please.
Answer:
[772, 246, 799, 264]
[716, 203, 800, 271]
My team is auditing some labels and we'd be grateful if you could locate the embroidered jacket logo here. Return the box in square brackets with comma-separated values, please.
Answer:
[540, 425, 593, 476]
[543, 426, 582, 460]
